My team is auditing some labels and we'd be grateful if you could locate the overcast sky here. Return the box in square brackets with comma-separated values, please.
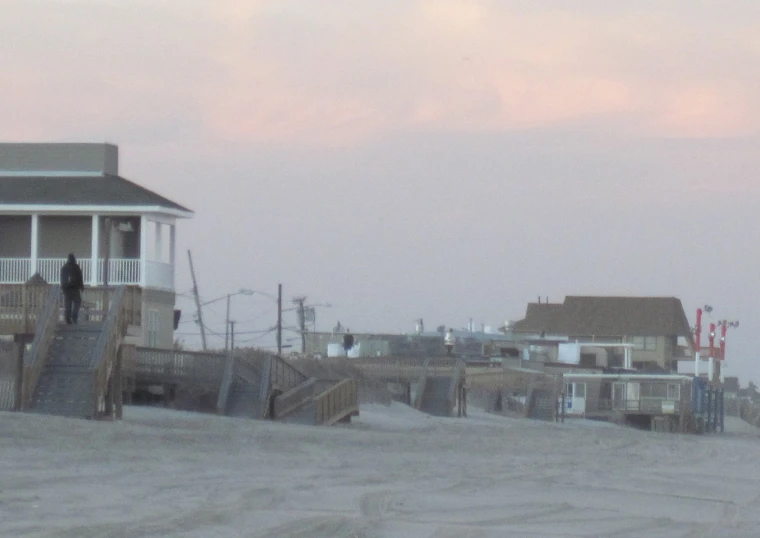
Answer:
[4, 1, 760, 382]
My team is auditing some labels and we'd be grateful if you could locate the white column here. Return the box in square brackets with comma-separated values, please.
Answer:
[91, 215, 100, 286]
[30, 214, 39, 278]
[169, 224, 176, 290]
[155, 222, 163, 263]
[140, 215, 148, 288]
[694, 351, 700, 378]
[708, 356, 714, 384]
[169, 224, 176, 266]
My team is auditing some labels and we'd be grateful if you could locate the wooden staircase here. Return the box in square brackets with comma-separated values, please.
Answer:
[27, 324, 102, 417]
[415, 358, 465, 417]
[225, 357, 268, 419]
[21, 285, 139, 420]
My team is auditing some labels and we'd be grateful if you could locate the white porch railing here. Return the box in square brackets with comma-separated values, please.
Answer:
[98, 259, 141, 286]
[38, 258, 94, 284]
[0, 257, 174, 290]
[0, 259, 31, 283]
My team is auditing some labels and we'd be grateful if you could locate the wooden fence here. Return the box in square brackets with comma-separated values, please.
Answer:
[315, 378, 359, 425]
[0, 284, 142, 335]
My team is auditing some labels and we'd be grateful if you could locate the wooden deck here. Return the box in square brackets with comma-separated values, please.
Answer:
[0, 284, 142, 335]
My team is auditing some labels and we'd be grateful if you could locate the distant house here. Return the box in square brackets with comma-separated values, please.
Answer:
[513, 296, 695, 372]
[723, 377, 740, 398]
[0, 143, 193, 348]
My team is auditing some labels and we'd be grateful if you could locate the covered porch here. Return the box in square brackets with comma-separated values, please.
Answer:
[0, 214, 175, 290]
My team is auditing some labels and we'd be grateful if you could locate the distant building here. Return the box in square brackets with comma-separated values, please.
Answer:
[513, 296, 695, 372]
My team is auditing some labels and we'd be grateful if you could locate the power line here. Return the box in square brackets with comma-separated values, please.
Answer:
[174, 327, 275, 337]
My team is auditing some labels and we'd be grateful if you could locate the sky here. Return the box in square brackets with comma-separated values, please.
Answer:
[3, 1, 760, 382]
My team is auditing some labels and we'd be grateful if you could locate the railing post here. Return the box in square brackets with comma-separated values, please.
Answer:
[13, 334, 26, 411]
[22, 286, 28, 334]
[115, 346, 123, 420]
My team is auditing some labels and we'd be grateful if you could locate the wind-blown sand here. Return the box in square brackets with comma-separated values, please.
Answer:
[2, 403, 760, 537]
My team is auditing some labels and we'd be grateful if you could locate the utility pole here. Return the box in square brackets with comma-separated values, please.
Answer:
[292, 296, 306, 354]
[230, 320, 236, 352]
[187, 250, 207, 351]
[277, 284, 283, 356]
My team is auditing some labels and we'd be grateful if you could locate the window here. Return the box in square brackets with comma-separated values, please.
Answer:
[147, 309, 159, 348]
[580, 353, 597, 367]
[641, 384, 667, 398]
[564, 382, 586, 398]
[632, 336, 657, 351]
[667, 383, 680, 400]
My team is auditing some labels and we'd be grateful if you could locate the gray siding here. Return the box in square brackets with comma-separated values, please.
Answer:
[0, 216, 31, 256]
[38, 216, 92, 258]
[142, 289, 176, 349]
[0, 143, 118, 175]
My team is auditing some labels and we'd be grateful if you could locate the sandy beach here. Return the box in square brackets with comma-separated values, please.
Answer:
[2, 403, 760, 537]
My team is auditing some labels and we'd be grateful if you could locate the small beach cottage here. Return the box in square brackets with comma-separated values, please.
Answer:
[0, 143, 193, 348]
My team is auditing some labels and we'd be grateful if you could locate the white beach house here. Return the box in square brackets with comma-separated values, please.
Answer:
[0, 142, 193, 348]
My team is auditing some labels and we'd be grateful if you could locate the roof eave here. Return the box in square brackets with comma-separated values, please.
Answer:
[0, 204, 194, 218]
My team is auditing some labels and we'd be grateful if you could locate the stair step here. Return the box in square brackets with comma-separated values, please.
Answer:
[226, 390, 265, 418]
[29, 370, 95, 418]
[26, 322, 107, 419]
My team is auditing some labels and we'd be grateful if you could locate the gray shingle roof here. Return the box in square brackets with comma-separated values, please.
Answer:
[0, 174, 192, 214]
[512, 303, 564, 333]
[514, 296, 692, 338]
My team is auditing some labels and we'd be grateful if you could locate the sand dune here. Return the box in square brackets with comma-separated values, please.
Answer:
[2, 403, 760, 537]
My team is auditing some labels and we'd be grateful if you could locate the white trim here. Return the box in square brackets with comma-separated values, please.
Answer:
[91, 215, 100, 286]
[30, 214, 39, 277]
[155, 222, 163, 263]
[139, 215, 148, 288]
[563, 373, 692, 381]
[0, 171, 104, 177]
[0, 204, 193, 218]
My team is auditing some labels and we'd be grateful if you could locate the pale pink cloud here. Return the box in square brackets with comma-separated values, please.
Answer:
[1, 1, 760, 147]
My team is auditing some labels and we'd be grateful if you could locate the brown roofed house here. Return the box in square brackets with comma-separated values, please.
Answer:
[514, 296, 694, 371]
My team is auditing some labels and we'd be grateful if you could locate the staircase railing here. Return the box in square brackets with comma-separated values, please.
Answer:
[21, 286, 62, 408]
[0, 284, 51, 334]
[135, 347, 227, 387]
[270, 355, 308, 393]
[414, 358, 431, 410]
[90, 286, 127, 419]
[447, 359, 466, 415]
[273, 377, 317, 419]
[315, 378, 359, 426]
[216, 351, 235, 414]
[259, 355, 273, 418]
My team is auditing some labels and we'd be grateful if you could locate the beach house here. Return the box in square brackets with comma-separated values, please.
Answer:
[0, 142, 193, 348]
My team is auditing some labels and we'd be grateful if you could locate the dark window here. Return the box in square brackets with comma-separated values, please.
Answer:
[580, 353, 597, 367]
[608, 355, 624, 368]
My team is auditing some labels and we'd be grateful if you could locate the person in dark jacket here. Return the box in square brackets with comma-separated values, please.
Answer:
[60, 253, 85, 324]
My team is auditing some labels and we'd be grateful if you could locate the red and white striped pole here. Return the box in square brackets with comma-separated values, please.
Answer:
[720, 322, 727, 362]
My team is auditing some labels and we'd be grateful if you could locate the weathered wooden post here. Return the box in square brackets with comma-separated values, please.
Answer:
[13, 334, 26, 411]
[115, 346, 123, 420]
[105, 373, 114, 419]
